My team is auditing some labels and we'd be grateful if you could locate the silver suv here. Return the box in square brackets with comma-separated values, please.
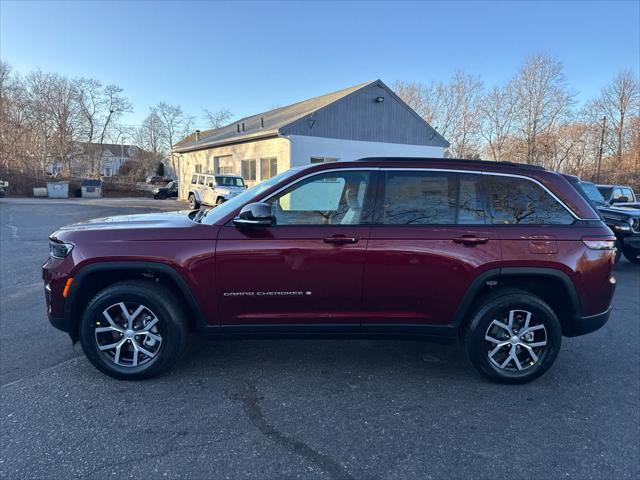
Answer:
[188, 173, 246, 209]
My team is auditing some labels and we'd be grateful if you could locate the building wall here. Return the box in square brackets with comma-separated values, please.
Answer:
[177, 137, 290, 199]
[287, 135, 445, 168]
[281, 82, 448, 148]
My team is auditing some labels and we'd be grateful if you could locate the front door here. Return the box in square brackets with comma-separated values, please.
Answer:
[362, 170, 501, 330]
[216, 169, 377, 329]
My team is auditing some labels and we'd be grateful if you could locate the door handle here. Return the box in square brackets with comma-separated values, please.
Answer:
[453, 236, 489, 245]
[323, 235, 359, 245]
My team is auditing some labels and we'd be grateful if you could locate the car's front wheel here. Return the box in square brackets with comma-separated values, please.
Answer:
[215, 197, 225, 207]
[79, 280, 188, 380]
[188, 194, 200, 210]
[464, 289, 562, 384]
[623, 246, 640, 264]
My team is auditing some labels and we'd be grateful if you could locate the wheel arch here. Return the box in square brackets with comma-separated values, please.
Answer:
[453, 267, 581, 337]
[64, 261, 208, 343]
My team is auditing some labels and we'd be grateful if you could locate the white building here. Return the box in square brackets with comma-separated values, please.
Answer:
[172, 80, 449, 199]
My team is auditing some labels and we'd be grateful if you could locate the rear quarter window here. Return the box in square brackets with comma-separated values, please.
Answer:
[191, 174, 198, 184]
[485, 176, 575, 225]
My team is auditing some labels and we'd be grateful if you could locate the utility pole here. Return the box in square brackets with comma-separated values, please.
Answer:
[596, 116, 606, 183]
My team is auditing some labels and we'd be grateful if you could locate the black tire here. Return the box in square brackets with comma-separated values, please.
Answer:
[215, 197, 225, 207]
[188, 194, 200, 210]
[156, 192, 167, 200]
[79, 280, 188, 380]
[464, 289, 562, 384]
[622, 246, 640, 264]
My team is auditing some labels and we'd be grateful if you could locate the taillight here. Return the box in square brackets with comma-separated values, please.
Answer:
[582, 236, 617, 250]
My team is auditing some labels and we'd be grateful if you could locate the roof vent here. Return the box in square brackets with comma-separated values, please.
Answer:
[242, 122, 245, 132]
[237, 124, 240, 133]
[261, 117, 264, 128]
[195, 130, 201, 141]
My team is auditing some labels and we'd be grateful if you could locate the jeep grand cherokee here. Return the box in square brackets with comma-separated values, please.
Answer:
[43, 158, 616, 383]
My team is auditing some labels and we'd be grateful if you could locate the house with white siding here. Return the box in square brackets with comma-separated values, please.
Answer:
[172, 80, 449, 199]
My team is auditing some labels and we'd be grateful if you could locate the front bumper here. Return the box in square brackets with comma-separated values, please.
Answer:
[564, 306, 612, 337]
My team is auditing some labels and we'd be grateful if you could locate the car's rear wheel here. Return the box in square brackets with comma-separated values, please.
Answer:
[464, 290, 562, 384]
[622, 246, 640, 264]
[79, 280, 188, 380]
[188, 194, 199, 210]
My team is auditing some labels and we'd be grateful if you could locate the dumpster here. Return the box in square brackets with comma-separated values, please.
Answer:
[46, 181, 69, 198]
[81, 179, 102, 198]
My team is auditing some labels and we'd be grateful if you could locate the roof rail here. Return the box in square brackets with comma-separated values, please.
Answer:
[355, 157, 547, 171]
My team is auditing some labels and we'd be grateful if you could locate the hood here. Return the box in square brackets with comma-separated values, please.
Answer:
[597, 205, 640, 218]
[54, 211, 196, 232]
[49, 210, 217, 244]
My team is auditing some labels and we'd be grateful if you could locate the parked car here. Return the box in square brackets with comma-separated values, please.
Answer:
[188, 173, 246, 209]
[568, 178, 640, 263]
[0, 180, 8, 198]
[153, 181, 178, 200]
[146, 175, 170, 185]
[596, 184, 640, 208]
[43, 158, 617, 384]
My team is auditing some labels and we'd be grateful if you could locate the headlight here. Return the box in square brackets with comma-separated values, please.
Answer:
[49, 239, 74, 258]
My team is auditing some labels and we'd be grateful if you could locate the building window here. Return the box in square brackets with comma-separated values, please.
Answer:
[241, 159, 256, 181]
[260, 157, 278, 180]
[310, 157, 338, 164]
[195, 164, 202, 173]
[219, 166, 234, 174]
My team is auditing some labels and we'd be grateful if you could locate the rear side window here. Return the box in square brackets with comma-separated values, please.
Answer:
[191, 174, 198, 184]
[198, 175, 204, 185]
[485, 176, 574, 225]
[378, 172, 486, 225]
[382, 171, 457, 225]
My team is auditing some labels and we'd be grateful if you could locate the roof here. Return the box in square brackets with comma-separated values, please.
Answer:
[174, 80, 448, 153]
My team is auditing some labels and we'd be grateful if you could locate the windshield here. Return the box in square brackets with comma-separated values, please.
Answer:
[579, 182, 607, 206]
[215, 176, 245, 187]
[199, 168, 305, 224]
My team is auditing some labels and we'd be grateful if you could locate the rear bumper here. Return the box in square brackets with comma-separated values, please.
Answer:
[564, 306, 612, 337]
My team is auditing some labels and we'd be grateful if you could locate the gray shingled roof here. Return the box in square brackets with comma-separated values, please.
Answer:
[174, 80, 448, 152]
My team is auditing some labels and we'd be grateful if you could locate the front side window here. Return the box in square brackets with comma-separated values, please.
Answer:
[241, 160, 256, 181]
[267, 171, 372, 226]
[486, 176, 574, 225]
[381, 171, 457, 225]
[206, 176, 214, 188]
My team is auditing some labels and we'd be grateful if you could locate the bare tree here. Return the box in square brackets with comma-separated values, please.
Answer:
[202, 107, 232, 129]
[590, 70, 640, 163]
[512, 53, 575, 164]
[74, 79, 131, 176]
[394, 74, 484, 158]
[480, 83, 517, 161]
[155, 102, 194, 176]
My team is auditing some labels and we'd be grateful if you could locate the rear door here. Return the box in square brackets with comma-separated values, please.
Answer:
[215, 169, 377, 329]
[361, 169, 501, 330]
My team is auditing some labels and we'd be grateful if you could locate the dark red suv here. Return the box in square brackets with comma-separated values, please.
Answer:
[43, 158, 617, 383]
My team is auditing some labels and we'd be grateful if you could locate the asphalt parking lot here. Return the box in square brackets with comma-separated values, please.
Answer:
[1, 197, 639, 479]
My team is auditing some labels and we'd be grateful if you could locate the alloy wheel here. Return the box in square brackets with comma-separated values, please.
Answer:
[484, 309, 547, 372]
[95, 302, 163, 368]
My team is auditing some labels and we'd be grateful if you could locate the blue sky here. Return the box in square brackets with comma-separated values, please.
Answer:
[1, 0, 638, 128]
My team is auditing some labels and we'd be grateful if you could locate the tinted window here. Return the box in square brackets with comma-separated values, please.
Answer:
[198, 175, 204, 185]
[486, 176, 574, 225]
[216, 176, 245, 187]
[268, 171, 372, 226]
[458, 174, 486, 224]
[191, 174, 198, 184]
[382, 171, 457, 225]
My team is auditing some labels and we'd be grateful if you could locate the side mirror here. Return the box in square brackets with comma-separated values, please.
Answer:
[234, 202, 273, 227]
